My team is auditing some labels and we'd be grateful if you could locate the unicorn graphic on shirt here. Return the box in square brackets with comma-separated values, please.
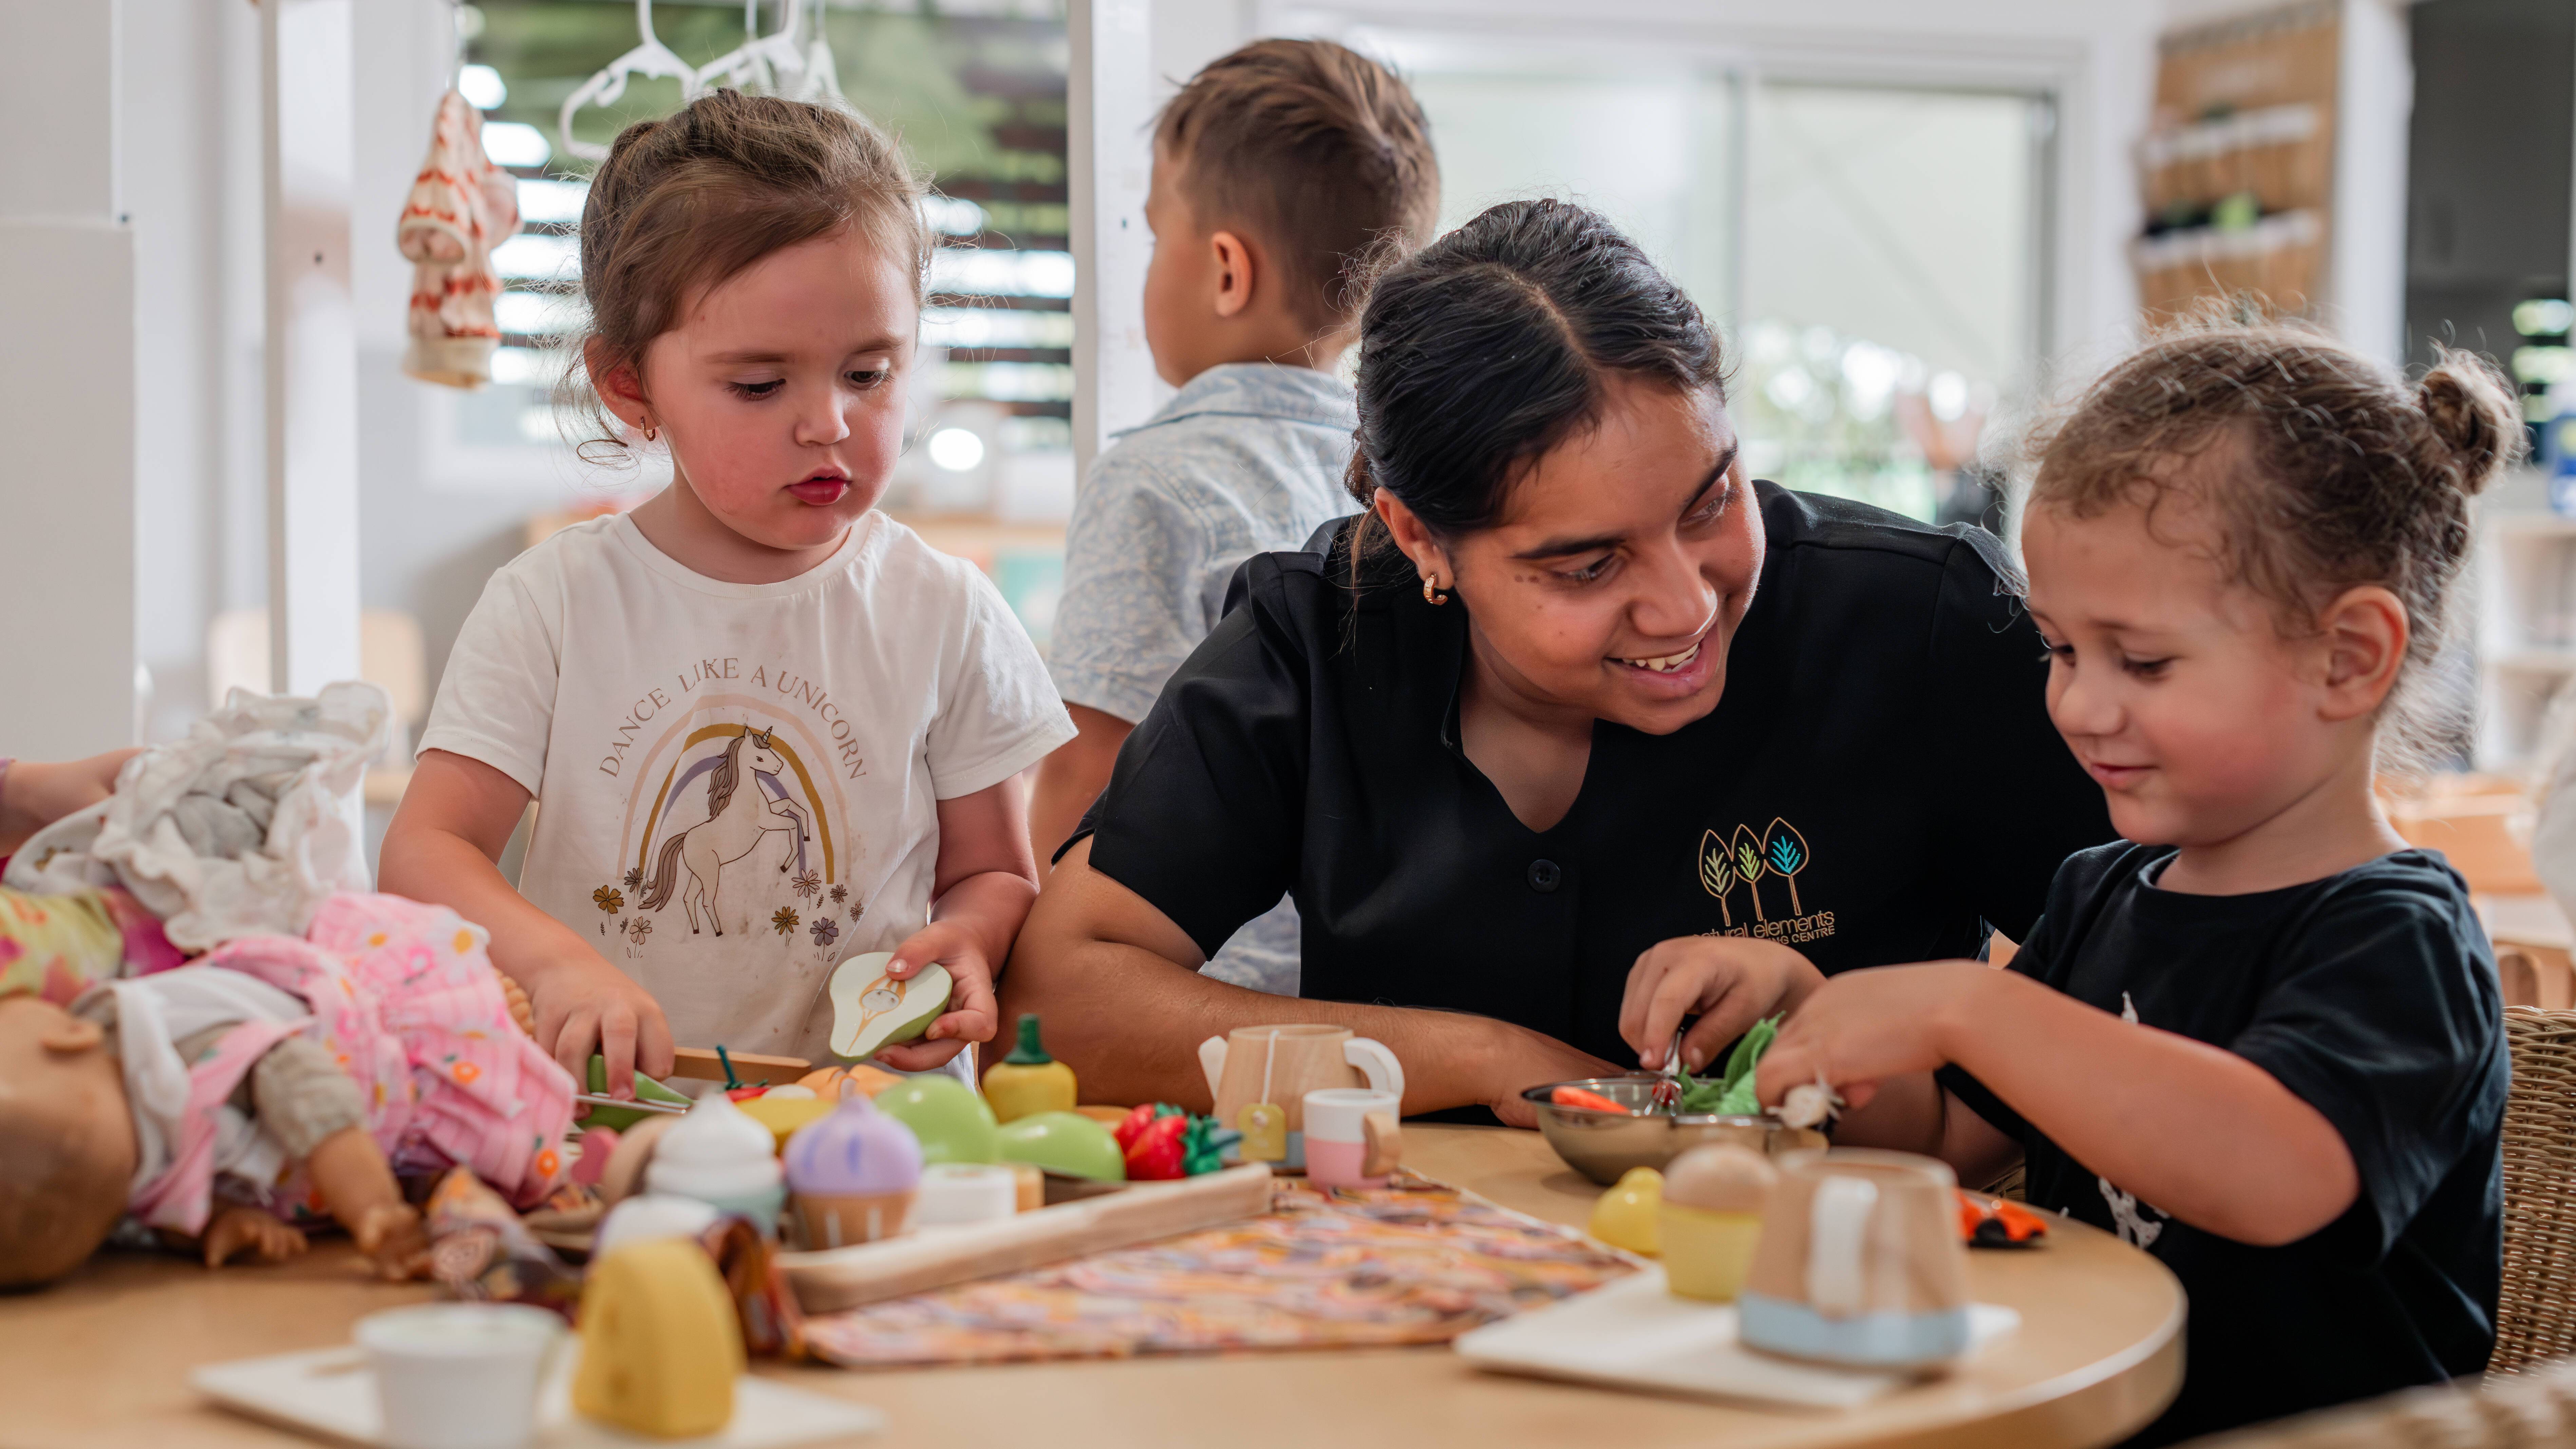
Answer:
[638, 727, 811, 936]
[2099, 991, 2169, 1249]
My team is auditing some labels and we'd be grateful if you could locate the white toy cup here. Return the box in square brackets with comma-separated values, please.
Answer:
[1301, 1087, 1403, 1189]
[355, 1303, 565, 1449]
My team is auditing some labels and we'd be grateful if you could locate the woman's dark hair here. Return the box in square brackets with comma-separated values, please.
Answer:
[1344, 199, 1726, 571]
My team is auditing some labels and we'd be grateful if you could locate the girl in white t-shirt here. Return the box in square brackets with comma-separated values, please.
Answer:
[382, 93, 1073, 1098]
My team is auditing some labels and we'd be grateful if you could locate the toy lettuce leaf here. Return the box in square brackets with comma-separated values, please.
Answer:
[1673, 1013, 1782, 1116]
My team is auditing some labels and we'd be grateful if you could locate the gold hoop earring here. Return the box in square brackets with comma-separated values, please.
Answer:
[1423, 573, 1448, 606]
[642, 424, 659, 444]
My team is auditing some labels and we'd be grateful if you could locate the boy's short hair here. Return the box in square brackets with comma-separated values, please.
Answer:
[1154, 39, 1440, 332]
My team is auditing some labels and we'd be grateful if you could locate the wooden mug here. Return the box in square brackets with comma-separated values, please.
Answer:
[1739, 1149, 1971, 1368]
[1197, 1025, 1405, 1166]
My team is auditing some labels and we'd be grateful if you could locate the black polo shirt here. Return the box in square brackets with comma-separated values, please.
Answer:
[1075, 483, 2115, 1066]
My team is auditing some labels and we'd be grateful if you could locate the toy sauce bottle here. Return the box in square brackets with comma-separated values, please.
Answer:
[982, 1014, 1078, 1124]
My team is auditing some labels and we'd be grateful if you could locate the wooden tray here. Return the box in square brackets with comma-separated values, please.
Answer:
[778, 1164, 1274, 1313]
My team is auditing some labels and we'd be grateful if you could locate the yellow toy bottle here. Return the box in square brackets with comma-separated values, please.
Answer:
[982, 1014, 1077, 1124]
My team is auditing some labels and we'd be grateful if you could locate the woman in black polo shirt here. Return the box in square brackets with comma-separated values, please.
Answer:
[1001, 200, 2111, 1123]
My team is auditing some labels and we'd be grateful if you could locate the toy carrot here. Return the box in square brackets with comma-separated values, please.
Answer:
[1550, 1085, 1630, 1113]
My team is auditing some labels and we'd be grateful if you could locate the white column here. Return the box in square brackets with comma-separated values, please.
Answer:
[2332, 0, 2413, 369]
[0, 0, 139, 756]
[1069, 0, 1163, 482]
[262, 0, 362, 695]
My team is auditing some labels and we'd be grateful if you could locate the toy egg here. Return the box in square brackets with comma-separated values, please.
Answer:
[1660, 1144, 1775, 1301]
[1588, 1166, 1663, 1257]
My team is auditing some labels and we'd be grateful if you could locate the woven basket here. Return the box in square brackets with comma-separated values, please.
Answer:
[2180, 1354, 2576, 1447]
[2500, 1009, 2576, 1376]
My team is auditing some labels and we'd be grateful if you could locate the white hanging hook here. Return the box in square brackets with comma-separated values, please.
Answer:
[692, 0, 850, 111]
[557, 0, 700, 164]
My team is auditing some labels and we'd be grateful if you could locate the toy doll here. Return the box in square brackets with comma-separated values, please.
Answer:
[0, 893, 576, 1288]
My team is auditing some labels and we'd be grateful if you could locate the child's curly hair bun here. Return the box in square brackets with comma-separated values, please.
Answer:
[2414, 348, 2521, 497]
[2027, 316, 2528, 771]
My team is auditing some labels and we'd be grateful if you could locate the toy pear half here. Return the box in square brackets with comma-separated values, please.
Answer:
[827, 951, 953, 1062]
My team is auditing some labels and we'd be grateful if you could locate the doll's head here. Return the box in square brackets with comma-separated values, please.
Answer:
[0, 994, 138, 1287]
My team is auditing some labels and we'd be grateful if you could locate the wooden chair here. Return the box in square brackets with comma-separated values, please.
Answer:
[2176, 1010, 2576, 1445]
[2500, 1008, 2576, 1375]
[2178, 1355, 2576, 1447]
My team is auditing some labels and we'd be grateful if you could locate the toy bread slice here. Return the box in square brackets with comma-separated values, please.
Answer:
[828, 952, 954, 1061]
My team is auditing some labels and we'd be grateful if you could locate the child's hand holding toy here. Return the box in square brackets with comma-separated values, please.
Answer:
[1752, 960, 1996, 1117]
[520, 945, 676, 1102]
[870, 920, 1000, 1072]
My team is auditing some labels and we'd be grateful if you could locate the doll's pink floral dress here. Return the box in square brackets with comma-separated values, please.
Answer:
[124, 894, 574, 1233]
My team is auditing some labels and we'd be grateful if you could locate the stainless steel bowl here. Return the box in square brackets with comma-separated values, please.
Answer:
[1522, 1075, 1828, 1186]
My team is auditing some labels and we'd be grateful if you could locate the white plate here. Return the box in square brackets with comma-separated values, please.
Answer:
[1454, 1267, 2020, 1410]
[191, 1345, 885, 1447]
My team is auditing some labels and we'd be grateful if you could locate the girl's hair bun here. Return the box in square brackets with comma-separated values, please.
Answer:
[2415, 347, 2523, 496]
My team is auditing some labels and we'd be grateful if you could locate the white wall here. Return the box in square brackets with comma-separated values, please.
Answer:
[124, 0, 238, 739]
[348, 3, 579, 717]
[108, 0, 609, 748]
[0, 0, 139, 758]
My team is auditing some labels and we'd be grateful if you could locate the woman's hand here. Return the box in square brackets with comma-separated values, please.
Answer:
[1752, 961, 1991, 1115]
[523, 948, 675, 1098]
[872, 919, 1001, 1072]
[1483, 1021, 1623, 1128]
[1619, 936, 1826, 1073]
[0, 748, 141, 855]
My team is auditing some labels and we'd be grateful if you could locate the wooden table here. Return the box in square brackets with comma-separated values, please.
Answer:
[0, 1125, 2182, 1449]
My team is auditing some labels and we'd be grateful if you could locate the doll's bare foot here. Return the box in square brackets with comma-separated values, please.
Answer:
[203, 1205, 307, 1268]
[355, 1203, 429, 1280]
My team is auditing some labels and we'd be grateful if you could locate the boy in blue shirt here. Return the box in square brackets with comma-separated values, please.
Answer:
[1030, 39, 1439, 994]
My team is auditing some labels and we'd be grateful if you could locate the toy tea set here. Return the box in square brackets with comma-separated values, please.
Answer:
[191, 952, 1415, 1448]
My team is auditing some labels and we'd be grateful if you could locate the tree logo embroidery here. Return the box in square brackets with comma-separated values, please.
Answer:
[1762, 818, 1809, 915]
[1700, 818, 1832, 943]
[1698, 830, 1740, 926]
[1729, 824, 1769, 923]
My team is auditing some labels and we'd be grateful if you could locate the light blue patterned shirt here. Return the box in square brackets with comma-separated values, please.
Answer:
[1050, 362, 1357, 997]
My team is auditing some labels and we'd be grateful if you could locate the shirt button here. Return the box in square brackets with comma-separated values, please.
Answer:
[1527, 859, 1562, 893]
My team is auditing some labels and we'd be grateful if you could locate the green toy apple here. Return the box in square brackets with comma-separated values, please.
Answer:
[996, 1111, 1126, 1182]
[827, 951, 953, 1061]
[580, 1056, 695, 1132]
[873, 1074, 998, 1165]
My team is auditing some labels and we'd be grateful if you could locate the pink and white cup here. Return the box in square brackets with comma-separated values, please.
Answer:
[1301, 1087, 1403, 1189]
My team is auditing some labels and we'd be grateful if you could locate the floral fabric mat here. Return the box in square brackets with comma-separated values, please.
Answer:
[798, 1174, 1637, 1368]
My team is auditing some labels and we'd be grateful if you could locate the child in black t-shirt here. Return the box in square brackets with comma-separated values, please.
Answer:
[1751, 326, 2519, 1447]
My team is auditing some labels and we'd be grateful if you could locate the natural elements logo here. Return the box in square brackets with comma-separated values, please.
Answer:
[1699, 818, 1830, 944]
